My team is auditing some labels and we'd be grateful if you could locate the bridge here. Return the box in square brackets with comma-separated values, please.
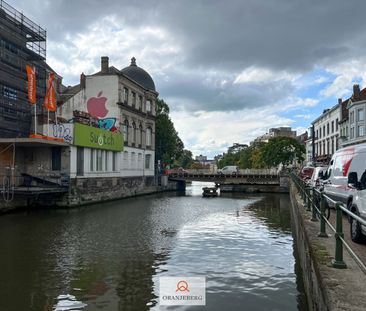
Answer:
[167, 170, 289, 193]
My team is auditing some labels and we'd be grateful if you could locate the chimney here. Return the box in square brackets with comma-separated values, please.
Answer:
[338, 98, 342, 105]
[80, 73, 86, 89]
[101, 56, 109, 73]
[353, 84, 360, 100]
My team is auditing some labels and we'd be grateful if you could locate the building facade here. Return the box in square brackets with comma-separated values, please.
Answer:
[341, 85, 366, 147]
[57, 57, 157, 191]
[311, 103, 341, 163]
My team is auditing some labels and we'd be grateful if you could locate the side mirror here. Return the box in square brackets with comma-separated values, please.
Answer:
[348, 172, 358, 188]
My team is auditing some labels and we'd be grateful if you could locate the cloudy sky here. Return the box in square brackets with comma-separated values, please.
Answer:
[14, 0, 366, 157]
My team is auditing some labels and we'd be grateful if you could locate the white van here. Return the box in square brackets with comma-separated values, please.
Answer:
[218, 166, 238, 175]
[322, 143, 366, 242]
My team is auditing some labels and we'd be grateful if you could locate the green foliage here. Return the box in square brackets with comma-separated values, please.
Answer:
[261, 136, 305, 167]
[218, 137, 305, 169]
[178, 149, 194, 168]
[155, 98, 186, 166]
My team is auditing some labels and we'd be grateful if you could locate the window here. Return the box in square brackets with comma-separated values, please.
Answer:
[350, 127, 355, 139]
[139, 124, 143, 146]
[323, 126, 325, 137]
[316, 130, 318, 139]
[3, 86, 17, 100]
[336, 118, 339, 131]
[123, 119, 129, 142]
[327, 123, 329, 135]
[90, 149, 95, 171]
[358, 125, 364, 137]
[104, 151, 108, 171]
[319, 127, 321, 138]
[96, 150, 103, 171]
[146, 100, 151, 112]
[132, 92, 136, 107]
[331, 121, 334, 133]
[350, 112, 355, 124]
[138, 153, 142, 169]
[357, 108, 364, 121]
[52, 147, 61, 171]
[123, 151, 128, 169]
[132, 122, 137, 144]
[131, 152, 136, 169]
[145, 154, 151, 169]
[113, 152, 118, 171]
[124, 87, 129, 103]
[146, 127, 152, 147]
[327, 140, 329, 154]
[139, 96, 143, 110]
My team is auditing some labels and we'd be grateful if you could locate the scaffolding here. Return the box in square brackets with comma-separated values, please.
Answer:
[0, 0, 46, 60]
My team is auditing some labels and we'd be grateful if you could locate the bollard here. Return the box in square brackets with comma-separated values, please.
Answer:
[318, 192, 328, 237]
[331, 202, 347, 269]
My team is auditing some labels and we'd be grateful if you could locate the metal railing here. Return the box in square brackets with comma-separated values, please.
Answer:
[291, 173, 366, 272]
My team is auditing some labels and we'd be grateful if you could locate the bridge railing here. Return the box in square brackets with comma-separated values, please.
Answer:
[291, 172, 366, 272]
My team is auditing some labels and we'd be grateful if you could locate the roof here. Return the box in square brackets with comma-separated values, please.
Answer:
[120, 57, 156, 92]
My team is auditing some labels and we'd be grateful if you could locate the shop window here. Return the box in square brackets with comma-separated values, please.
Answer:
[90, 149, 95, 171]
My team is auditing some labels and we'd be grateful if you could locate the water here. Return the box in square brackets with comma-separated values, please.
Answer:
[0, 182, 308, 311]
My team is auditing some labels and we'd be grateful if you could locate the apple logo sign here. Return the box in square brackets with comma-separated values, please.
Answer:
[87, 91, 109, 118]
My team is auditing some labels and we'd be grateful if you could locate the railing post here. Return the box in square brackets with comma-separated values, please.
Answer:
[311, 188, 318, 221]
[318, 191, 328, 237]
[332, 202, 347, 269]
[306, 186, 311, 211]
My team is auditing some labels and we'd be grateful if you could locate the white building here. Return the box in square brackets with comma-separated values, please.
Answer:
[57, 56, 157, 180]
[311, 101, 342, 163]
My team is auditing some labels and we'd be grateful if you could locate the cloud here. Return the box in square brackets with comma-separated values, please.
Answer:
[12, 0, 366, 155]
[170, 109, 294, 157]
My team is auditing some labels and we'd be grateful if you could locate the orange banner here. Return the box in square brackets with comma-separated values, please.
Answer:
[44, 72, 57, 111]
[26, 65, 36, 104]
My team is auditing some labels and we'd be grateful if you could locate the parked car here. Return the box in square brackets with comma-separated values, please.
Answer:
[321, 143, 366, 242]
[307, 166, 328, 188]
[218, 166, 239, 175]
[299, 166, 314, 181]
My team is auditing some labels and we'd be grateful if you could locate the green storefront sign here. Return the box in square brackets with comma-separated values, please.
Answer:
[74, 123, 123, 151]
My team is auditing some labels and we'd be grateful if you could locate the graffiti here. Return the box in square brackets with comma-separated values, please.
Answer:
[86, 91, 108, 118]
[98, 118, 118, 132]
[52, 124, 73, 143]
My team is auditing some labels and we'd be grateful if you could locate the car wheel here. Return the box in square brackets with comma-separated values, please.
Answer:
[350, 206, 364, 243]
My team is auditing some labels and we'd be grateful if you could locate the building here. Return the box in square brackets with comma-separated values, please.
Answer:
[311, 102, 342, 164]
[0, 0, 61, 138]
[341, 85, 366, 147]
[195, 155, 207, 162]
[227, 143, 248, 154]
[49, 56, 159, 204]
[251, 127, 296, 145]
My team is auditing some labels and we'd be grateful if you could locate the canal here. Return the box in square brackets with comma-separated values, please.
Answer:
[0, 182, 308, 311]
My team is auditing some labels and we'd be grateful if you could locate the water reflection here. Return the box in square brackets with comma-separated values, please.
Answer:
[0, 182, 307, 311]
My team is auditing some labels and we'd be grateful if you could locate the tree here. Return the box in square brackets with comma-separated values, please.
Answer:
[155, 98, 185, 166]
[260, 136, 305, 167]
[178, 149, 194, 168]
